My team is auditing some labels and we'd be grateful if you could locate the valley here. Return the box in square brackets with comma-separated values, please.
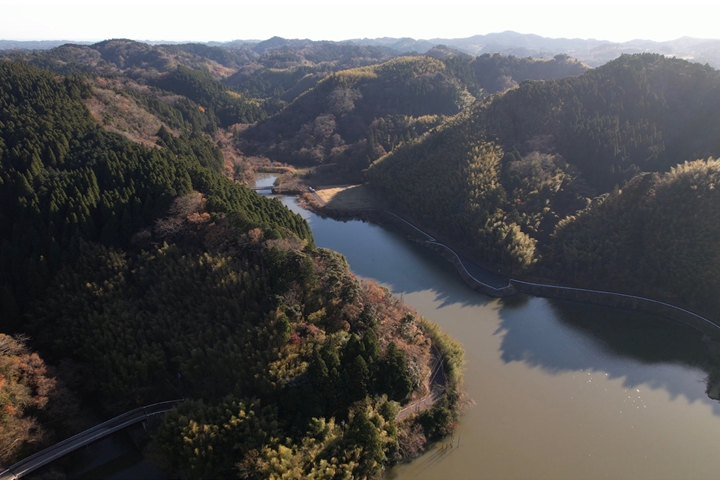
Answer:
[2, 33, 720, 479]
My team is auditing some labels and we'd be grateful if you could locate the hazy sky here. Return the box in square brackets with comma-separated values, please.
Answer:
[2, 1, 719, 44]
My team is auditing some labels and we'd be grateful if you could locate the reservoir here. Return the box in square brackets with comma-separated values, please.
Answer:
[273, 185, 720, 480]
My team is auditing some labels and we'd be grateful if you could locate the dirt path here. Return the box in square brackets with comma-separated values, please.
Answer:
[396, 346, 446, 422]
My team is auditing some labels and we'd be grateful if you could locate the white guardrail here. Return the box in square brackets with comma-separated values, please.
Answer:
[381, 211, 720, 334]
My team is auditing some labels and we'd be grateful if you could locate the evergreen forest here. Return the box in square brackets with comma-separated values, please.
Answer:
[0, 59, 463, 478]
[3, 35, 720, 479]
[369, 53, 720, 319]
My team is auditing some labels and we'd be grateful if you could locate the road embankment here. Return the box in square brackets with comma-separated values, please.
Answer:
[285, 191, 720, 339]
[368, 210, 720, 337]
[510, 279, 720, 336]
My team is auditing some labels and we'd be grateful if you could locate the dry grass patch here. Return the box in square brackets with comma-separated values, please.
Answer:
[315, 184, 379, 210]
[84, 79, 166, 147]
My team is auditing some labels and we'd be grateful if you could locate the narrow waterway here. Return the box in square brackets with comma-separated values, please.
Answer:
[253, 172, 277, 191]
[273, 186, 720, 480]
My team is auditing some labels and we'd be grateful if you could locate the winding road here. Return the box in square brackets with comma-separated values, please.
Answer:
[0, 400, 182, 480]
[378, 210, 720, 334]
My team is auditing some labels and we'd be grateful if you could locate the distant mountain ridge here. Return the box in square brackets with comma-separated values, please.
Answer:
[346, 31, 720, 68]
[346, 31, 608, 55]
[0, 40, 93, 50]
[4, 32, 720, 67]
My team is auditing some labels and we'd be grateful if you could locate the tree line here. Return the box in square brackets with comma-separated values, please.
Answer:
[369, 54, 720, 320]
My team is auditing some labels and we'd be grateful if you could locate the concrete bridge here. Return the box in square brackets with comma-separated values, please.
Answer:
[0, 399, 182, 480]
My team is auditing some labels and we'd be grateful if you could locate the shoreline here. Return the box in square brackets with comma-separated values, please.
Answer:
[295, 192, 720, 338]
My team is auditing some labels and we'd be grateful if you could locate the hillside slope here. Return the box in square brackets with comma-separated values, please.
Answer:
[242, 56, 468, 177]
[0, 60, 463, 477]
[368, 54, 720, 318]
[241, 52, 588, 181]
[546, 160, 720, 319]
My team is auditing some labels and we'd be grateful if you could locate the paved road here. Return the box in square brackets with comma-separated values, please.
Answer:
[456, 253, 508, 288]
[381, 211, 720, 332]
[0, 400, 182, 480]
[381, 211, 510, 289]
[309, 191, 326, 206]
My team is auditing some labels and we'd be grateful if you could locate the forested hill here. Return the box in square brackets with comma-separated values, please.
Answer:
[1, 39, 588, 146]
[368, 54, 720, 318]
[2, 39, 249, 79]
[466, 52, 588, 94]
[241, 53, 587, 180]
[2, 39, 268, 127]
[241, 56, 469, 177]
[222, 40, 396, 102]
[3, 38, 396, 110]
[0, 61, 463, 477]
[423, 47, 589, 94]
[547, 160, 720, 319]
[0, 60, 310, 329]
[481, 54, 720, 190]
[2, 38, 394, 77]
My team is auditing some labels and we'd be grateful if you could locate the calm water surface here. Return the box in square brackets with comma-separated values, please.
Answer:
[254, 172, 277, 191]
[279, 195, 720, 480]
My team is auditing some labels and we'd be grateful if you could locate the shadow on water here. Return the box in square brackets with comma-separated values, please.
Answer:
[279, 195, 492, 309]
[275, 193, 720, 414]
[496, 292, 531, 309]
[371, 231, 494, 310]
[495, 295, 720, 414]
